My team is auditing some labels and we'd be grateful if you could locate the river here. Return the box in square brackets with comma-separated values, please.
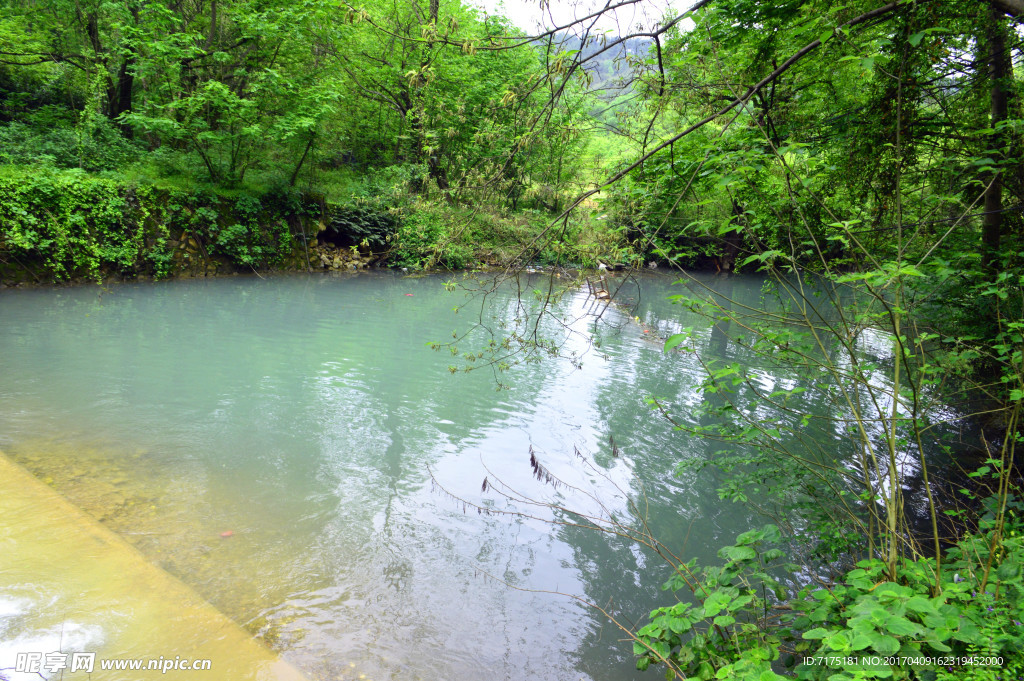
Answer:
[0, 270, 893, 680]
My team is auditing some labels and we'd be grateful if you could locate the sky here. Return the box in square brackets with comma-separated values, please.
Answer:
[467, 0, 683, 34]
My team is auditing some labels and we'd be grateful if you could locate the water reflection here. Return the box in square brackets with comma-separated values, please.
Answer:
[0, 271, 964, 681]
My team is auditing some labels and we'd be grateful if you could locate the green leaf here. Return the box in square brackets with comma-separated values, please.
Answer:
[759, 672, 787, 681]
[869, 633, 900, 655]
[908, 31, 925, 47]
[824, 631, 850, 651]
[953, 618, 981, 644]
[883, 616, 920, 636]
[721, 545, 757, 561]
[905, 596, 939, 616]
[729, 594, 754, 612]
[735, 525, 772, 545]
[997, 559, 1021, 580]
[664, 333, 688, 353]
[849, 631, 873, 651]
[703, 590, 731, 617]
[897, 264, 925, 277]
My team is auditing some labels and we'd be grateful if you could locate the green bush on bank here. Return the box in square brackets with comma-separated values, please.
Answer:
[0, 168, 143, 279]
[383, 199, 623, 271]
[0, 169, 313, 281]
[0, 164, 630, 280]
[0, 114, 143, 172]
[389, 206, 474, 270]
[634, 510, 1024, 680]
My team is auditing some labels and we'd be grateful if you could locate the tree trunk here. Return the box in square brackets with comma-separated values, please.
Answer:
[109, 54, 136, 136]
[289, 133, 316, 186]
[408, 0, 442, 195]
[982, 4, 1012, 271]
[429, 155, 449, 191]
[719, 200, 745, 273]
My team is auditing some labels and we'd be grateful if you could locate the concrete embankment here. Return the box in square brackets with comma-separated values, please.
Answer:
[0, 451, 309, 681]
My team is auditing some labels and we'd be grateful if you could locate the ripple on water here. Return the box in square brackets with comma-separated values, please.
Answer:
[2, 272, 957, 681]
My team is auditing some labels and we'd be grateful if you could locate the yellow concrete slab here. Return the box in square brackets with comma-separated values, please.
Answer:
[0, 451, 310, 681]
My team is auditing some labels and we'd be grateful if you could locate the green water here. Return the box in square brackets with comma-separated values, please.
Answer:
[0, 271, 835, 680]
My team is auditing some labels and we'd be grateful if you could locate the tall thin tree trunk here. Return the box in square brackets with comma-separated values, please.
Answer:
[290, 133, 316, 186]
[409, 0, 442, 194]
[982, 4, 1012, 271]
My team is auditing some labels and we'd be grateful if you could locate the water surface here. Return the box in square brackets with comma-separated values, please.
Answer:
[0, 271, 855, 680]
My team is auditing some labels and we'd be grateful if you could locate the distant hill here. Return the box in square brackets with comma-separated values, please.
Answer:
[538, 31, 654, 98]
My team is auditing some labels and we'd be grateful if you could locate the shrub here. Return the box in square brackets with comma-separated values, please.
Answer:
[0, 116, 141, 172]
[0, 170, 304, 279]
[634, 509, 1024, 681]
[389, 207, 471, 270]
[0, 170, 142, 278]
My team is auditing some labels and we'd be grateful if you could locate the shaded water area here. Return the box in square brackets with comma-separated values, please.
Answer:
[0, 271, 939, 680]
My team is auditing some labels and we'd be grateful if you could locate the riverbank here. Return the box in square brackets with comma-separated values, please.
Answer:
[0, 166, 626, 288]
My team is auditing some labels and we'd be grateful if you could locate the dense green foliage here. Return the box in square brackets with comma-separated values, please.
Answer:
[421, 0, 1024, 677]
[0, 168, 315, 280]
[0, 0, 609, 280]
[603, 1, 1020, 273]
[4, 0, 1024, 678]
[633, 511, 1024, 680]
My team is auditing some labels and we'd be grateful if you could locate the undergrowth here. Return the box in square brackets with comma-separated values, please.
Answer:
[634, 498, 1024, 681]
